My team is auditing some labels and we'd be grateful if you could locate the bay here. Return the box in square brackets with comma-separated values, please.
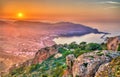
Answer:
[54, 22, 120, 44]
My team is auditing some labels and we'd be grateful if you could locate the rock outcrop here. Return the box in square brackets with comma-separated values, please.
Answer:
[54, 53, 62, 59]
[32, 45, 58, 64]
[65, 50, 120, 77]
[0, 45, 58, 76]
[95, 56, 120, 77]
[63, 54, 76, 77]
[107, 36, 120, 51]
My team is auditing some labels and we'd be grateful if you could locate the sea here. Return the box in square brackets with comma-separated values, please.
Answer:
[54, 22, 120, 44]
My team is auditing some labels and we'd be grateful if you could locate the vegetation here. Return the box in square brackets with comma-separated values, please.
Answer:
[118, 44, 120, 51]
[4, 42, 107, 77]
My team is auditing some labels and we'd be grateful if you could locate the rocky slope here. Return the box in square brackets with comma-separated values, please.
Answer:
[64, 50, 120, 77]
[32, 44, 58, 64]
[2, 45, 58, 75]
[3, 47, 120, 77]
[95, 56, 120, 77]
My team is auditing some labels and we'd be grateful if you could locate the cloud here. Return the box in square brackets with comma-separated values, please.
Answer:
[97, 1, 120, 9]
[105, 1, 119, 4]
[99, 1, 120, 4]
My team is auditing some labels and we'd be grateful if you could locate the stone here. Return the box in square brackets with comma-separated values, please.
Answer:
[107, 36, 120, 51]
[54, 53, 62, 58]
[72, 50, 120, 77]
[63, 54, 75, 77]
[32, 45, 58, 64]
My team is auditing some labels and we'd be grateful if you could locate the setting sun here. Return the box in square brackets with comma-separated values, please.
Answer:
[17, 12, 24, 18]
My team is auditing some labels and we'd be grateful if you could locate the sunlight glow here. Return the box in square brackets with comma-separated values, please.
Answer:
[17, 12, 24, 18]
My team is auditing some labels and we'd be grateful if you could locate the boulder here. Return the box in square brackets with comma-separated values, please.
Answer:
[63, 54, 75, 77]
[72, 50, 120, 77]
[107, 36, 120, 51]
[54, 53, 62, 59]
[95, 56, 120, 77]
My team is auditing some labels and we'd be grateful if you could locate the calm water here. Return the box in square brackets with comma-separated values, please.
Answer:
[54, 22, 120, 44]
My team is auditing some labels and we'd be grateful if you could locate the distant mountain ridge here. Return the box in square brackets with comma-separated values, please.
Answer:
[0, 20, 8, 24]
[13, 20, 107, 36]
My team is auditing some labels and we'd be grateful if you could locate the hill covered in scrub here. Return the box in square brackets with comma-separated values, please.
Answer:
[2, 42, 120, 77]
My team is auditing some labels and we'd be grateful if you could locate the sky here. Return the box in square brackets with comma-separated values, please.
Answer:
[0, 0, 120, 22]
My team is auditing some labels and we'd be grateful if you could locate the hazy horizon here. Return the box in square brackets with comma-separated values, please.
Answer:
[0, 0, 120, 22]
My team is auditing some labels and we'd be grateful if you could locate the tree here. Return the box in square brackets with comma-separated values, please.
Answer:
[79, 42, 87, 50]
[85, 43, 102, 50]
[68, 42, 78, 49]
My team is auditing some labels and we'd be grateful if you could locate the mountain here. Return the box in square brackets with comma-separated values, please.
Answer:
[0, 20, 8, 25]
[13, 20, 104, 36]
[0, 20, 106, 73]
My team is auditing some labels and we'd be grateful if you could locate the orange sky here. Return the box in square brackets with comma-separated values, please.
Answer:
[0, 0, 120, 22]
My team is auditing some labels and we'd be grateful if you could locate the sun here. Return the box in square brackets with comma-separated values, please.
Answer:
[17, 12, 24, 18]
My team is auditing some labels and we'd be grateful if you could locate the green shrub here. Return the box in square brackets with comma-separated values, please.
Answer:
[68, 42, 79, 49]
[118, 44, 120, 51]
[101, 43, 107, 50]
[79, 42, 87, 50]
[85, 43, 102, 50]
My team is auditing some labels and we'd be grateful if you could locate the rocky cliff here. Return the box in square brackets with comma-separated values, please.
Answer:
[32, 44, 58, 64]
[64, 50, 120, 77]
[0, 45, 58, 76]
[95, 56, 120, 77]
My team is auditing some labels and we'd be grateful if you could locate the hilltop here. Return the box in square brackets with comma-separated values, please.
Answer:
[2, 42, 120, 77]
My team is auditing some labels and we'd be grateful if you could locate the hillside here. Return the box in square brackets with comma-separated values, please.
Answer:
[2, 42, 120, 77]
[0, 20, 107, 73]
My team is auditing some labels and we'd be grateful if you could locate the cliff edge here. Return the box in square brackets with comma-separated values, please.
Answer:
[64, 50, 120, 77]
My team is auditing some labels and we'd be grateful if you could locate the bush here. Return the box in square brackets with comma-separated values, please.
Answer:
[79, 42, 87, 50]
[68, 42, 79, 49]
[58, 47, 67, 53]
[118, 44, 120, 51]
[101, 43, 107, 50]
[85, 43, 102, 50]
